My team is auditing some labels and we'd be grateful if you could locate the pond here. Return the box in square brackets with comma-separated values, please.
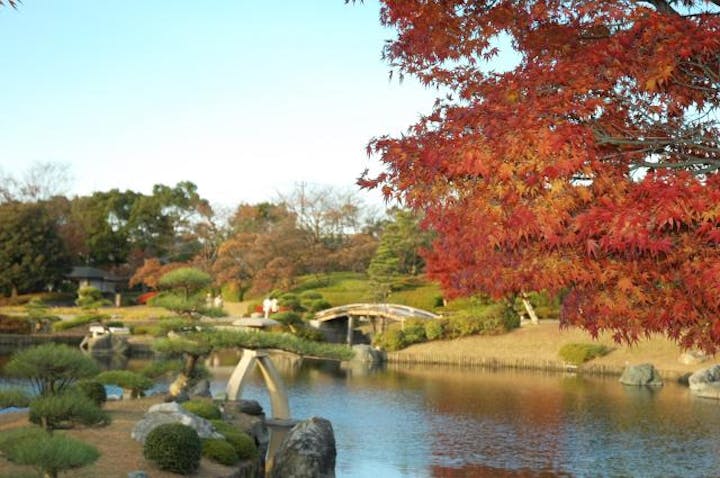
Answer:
[2, 350, 720, 477]
[206, 356, 720, 478]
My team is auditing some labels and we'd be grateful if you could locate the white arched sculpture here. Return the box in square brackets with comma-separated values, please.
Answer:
[226, 349, 290, 420]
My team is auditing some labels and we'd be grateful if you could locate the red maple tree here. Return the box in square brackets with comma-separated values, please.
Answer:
[360, 1, 720, 351]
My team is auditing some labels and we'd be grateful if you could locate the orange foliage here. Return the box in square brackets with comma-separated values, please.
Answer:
[129, 258, 186, 289]
[363, 1, 720, 352]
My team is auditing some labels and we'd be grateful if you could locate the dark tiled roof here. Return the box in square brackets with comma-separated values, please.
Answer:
[66, 266, 122, 281]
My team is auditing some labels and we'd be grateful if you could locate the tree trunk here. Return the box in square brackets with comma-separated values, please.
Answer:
[521, 293, 539, 324]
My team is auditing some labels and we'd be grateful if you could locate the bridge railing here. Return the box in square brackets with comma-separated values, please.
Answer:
[313, 303, 439, 323]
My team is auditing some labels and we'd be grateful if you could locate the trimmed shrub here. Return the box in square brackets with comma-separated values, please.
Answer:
[272, 311, 303, 327]
[202, 307, 227, 318]
[4, 343, 100, 396]
[401, 320, 427, 345]
[211, 421, 258, 460]
[29, 390, 109, 430]
[74, 380, 107, 406]
[52, 314, 108, 331]
[0, 427, 48, 454]
[94, 370, 153, 398]
[202, 438, 239, 466]
[0, 387, 31, 408]
[75, 285, 110, 310]
[559, 343, 611, 365]
[152, 317, 197, 336]
[373, 329, 407, 352]
[424, 319, 445, 341]
[278, 293, 302, 311]
[299, 291, 322, 301]
[143, 423, 202, 474]
[140, 359, 183, 379]
[447, 313, 485, 337]
[150, 292, 203, 316]
[182, 399, 222, 420]
[292, 325, 326, 342]
[5, 431, 99, 478]
[306, 299, 332, 313]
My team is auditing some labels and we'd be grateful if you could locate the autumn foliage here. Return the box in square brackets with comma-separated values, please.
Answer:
[361, 1, 720, 351]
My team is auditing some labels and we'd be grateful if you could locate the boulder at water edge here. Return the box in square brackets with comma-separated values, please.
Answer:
[271, 417, 336, 478]
[131, 401, 223, 444]
[350, 344, 386, 364]
[82, 333, 129, 356]
[619, 363, 663, 386]
[688, 364, 720, 400]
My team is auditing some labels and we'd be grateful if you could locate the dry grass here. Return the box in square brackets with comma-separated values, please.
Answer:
[0, 397, 240, 478]
[395, 320, 718, 378]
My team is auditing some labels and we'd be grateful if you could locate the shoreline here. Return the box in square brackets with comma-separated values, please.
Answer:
[384, 321, 718, 380]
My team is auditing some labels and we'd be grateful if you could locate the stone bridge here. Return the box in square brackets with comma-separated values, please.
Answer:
[310, 303, 440, 345]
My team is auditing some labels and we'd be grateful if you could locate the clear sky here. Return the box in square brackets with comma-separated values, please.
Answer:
[0, 1, 439, 210]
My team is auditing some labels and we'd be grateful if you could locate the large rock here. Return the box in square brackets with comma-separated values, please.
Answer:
[271, 417, 336, 478]
[81, 333, 129, 356]
[223, 400, 269, 468]
[689, 364, 720, 399]
[350, 344, 385, 364]
[188, 378, 212, 398]
[619, 363, 663, 386]
[131, 401, 223, 444]
[236, 399, 264, 416]
[679, 350, 709, 365]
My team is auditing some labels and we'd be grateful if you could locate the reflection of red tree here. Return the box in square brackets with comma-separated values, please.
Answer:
[407, 367, 566, 473]
[432, 463, 565, 478]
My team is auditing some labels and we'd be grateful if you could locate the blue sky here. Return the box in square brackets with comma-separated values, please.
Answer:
[0, 1, 438, 209]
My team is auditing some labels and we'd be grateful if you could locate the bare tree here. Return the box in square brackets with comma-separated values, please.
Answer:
[0, 162, 73, 203]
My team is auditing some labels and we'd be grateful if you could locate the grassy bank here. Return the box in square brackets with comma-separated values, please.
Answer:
[389, 321, 717, 379]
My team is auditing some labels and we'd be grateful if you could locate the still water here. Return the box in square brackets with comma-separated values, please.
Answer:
[206, 357, 720, 478]
[2, 350, 720, 477]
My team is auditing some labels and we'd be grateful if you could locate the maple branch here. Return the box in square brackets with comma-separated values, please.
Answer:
[638, 0, 681, 15]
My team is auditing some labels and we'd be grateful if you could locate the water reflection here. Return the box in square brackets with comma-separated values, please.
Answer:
[2, 348, 719, 477]
[213, 360, 720, 478]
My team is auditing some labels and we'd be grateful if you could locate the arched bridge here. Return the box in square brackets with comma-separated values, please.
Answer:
[313, 303, 439, 323]
[310, 303, 440, 345]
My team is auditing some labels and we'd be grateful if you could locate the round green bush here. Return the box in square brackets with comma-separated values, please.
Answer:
[278, 294, 301, 311]
[307, 299, 332, 313]
[74, 380, 107, 406]
[143, 423, 202, 474]
[299, 291, 322, 301]
[211, 421, 258, 460]
[559, 343, 611, 365]
[424, 319, 445, 341]
[202, 438, 239, 465]
[401, 320, 427, 345]
[373, 329, 407, 351]
[182, 399, 222, 420]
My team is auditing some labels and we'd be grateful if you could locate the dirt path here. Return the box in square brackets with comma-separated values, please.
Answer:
[0, 396, 240, 478]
